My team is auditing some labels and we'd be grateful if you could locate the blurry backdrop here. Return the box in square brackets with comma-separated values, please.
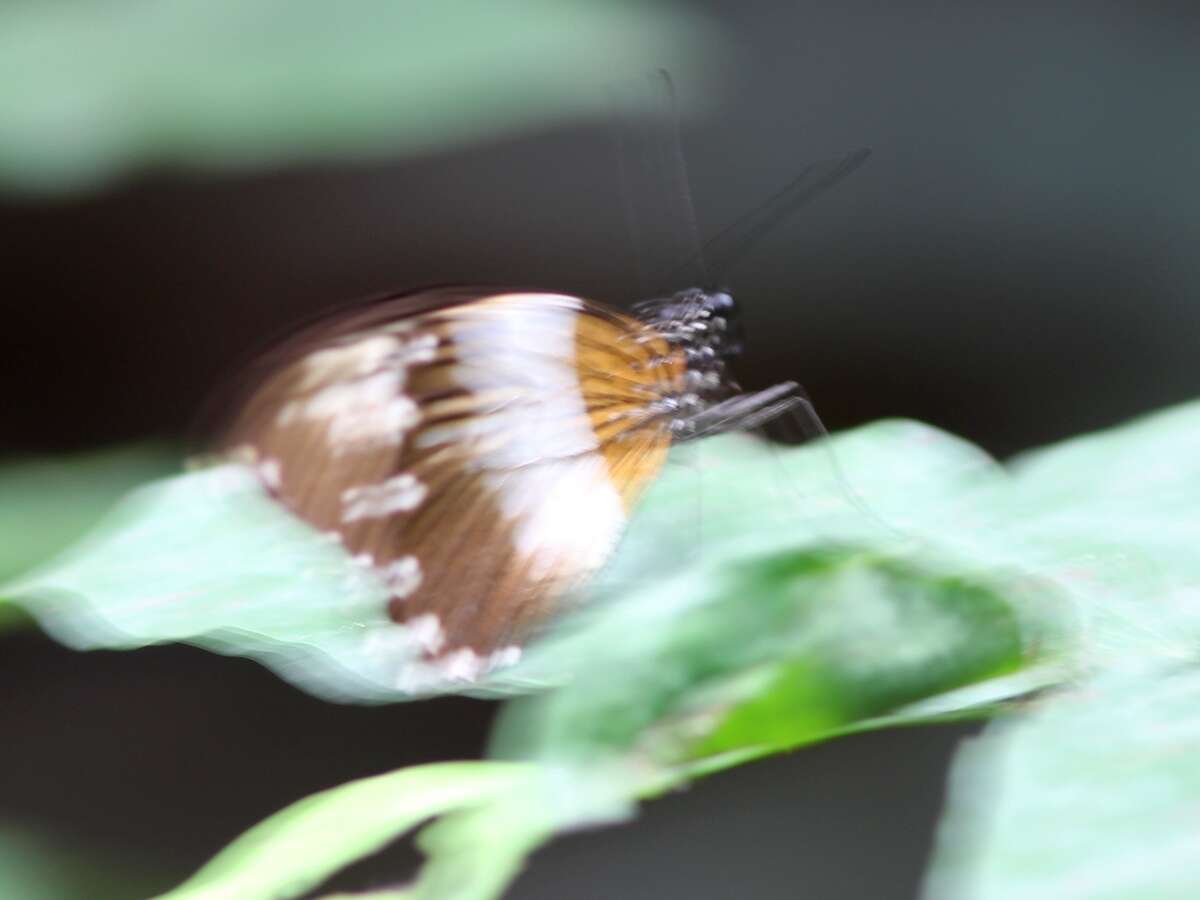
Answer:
[3, 2, 1199, 898]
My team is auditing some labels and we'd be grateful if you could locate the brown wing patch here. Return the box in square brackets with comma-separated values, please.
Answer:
[217, 289, 680, 670]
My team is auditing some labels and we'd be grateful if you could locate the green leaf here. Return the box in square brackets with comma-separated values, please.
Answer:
[495, 401, 1200, 786]
[920, 401, 1200, 900]
[5, 419, 1068, 706]
[5, 421, 1041, 705]
[995, 401, 1200, 664]
[491, 545, 1053, 785]
[924, 666, 1200, 900]
[490, 422, 1066, 778]
[0, 444, 174, 591]
[6, 463, 427, 702]
[129, 400, 1200, 900]
[407, 760, 641, 900]
[692, 555, 1028, 758]
[159, 762, 530, 900]
[0, 0, 721, 193]
[162, 759, 641, 900]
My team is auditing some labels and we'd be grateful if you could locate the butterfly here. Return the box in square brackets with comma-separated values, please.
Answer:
[209, 75, 870, 684]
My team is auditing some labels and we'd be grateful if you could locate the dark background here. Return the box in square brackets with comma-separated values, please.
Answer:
[3, 3, 1198, 897]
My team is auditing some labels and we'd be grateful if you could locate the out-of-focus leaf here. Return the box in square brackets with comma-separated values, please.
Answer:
[497, 400, 1200, 782]
[0, 0, 722, 193]
[139, 400, 1200, 900]
[407, 761, 638, 900]
[5, 420, 1041, 704]
[159, 762, 530, 900]
[17, 402, 1193, 714]
[0, 444, 174, 588]
[490, 421, 1065, 776]
[690, 555, 1030, 758]
[994, 401, 1200, 664]
[0, 823, 168, 900]
[5, 419, 1068, 705]
[164, 759, 634, 900]
[492, 546, 1055, 783]
[5, 463, 429, 702]
[919, 401, 1200, 899]
[924, 666, 1200, 900]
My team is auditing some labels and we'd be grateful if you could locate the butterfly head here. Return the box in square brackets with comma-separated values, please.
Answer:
[702, 290, 745, 360]
[633, 288, 745, 365]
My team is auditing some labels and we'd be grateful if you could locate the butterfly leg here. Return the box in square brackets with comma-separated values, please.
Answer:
[672, 380, 803, 441]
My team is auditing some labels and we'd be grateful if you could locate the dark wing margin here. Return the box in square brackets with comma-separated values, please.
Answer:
[192, 286, 504, 455]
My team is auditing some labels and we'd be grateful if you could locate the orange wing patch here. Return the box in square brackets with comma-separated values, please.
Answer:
[574, 304, 682, 511]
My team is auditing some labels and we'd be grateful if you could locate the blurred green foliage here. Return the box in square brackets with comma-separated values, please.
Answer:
[15, 2, 1194, 896]
[162, 762, 530, 900]
[0, 0, 719, 193]
[0, 444, 174, 612]
[494, 548, 1038, 776]
[3, 420, 1056, 708]
[926, 667, 1200, 900]
[27, 399, 1180, 900]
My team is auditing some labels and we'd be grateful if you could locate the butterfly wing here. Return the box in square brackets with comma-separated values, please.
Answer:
[218, 289, 680, 677]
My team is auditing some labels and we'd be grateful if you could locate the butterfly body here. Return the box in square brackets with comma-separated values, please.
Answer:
[217, 286, 780, 680]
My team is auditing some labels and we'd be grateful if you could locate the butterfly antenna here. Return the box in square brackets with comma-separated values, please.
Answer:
[667, 147, 872, 288]
[654, 69, 710, 289]
[610, 70, 709, 297]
